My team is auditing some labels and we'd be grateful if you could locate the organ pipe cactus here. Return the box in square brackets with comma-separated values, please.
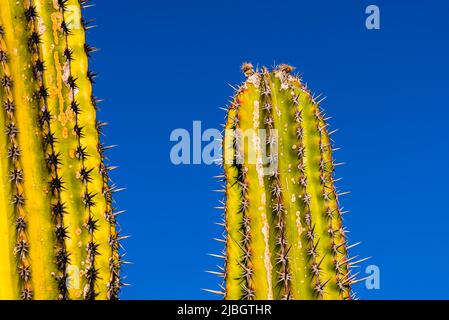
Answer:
[209, 63, 363, 300]
[0, 0, 123, 300]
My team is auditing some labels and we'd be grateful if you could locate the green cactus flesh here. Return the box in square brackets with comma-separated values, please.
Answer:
[217, 64, 354, 300]
[0, 0, 122, 299]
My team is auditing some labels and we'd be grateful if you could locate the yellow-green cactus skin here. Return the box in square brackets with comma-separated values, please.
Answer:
[0, 0, 122, 300]
[215, 64, 358, 300]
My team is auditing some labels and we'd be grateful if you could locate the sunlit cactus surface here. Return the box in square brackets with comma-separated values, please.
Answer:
[0, 0, 123, 300]
[208, 63, 363, 300]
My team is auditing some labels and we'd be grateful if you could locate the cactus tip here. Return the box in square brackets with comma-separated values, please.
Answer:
[278, 64, 295, 74]
[241, 62, 254, 77]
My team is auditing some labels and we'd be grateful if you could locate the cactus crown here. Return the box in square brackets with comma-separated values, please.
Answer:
[0, 0, 123, 300]
[210, 64, 358, 300]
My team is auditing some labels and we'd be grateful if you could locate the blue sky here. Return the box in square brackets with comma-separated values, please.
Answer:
[86, 0, 449, 299]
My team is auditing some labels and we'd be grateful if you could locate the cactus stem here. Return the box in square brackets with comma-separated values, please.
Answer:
[0, 0, 123, 300]
[210, 64, 365, 300]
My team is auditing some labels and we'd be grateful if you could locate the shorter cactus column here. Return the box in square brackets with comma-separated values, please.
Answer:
[213, 63, 361, 300]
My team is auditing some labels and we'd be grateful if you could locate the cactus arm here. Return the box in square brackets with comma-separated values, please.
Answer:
[218, 64, 357, 300]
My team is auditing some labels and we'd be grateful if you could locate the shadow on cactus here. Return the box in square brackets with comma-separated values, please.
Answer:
[0, 0, 124, 299]
[206, 63, 367, 300]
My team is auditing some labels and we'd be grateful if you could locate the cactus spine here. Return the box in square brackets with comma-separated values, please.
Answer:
[215, 64, 356, 300]
[0, 0, 122, 299]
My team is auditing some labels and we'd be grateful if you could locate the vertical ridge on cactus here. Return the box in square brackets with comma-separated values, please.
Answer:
[0, 0, 122, 300]
[212, 63, 357, 300]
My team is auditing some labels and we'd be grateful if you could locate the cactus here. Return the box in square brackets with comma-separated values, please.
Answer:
[210, 63, 362, 300]
[0, 0, 123, 300]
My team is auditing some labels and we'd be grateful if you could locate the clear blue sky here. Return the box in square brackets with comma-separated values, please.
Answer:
[86, 0, 449, 299]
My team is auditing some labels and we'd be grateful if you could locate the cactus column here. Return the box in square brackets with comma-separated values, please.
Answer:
[0, 0, 122, 300]
[218, 64, 358, 300]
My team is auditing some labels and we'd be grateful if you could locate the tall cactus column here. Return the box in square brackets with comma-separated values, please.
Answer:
[0, 0, 122, 300]
[218, 64, 359, 300]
